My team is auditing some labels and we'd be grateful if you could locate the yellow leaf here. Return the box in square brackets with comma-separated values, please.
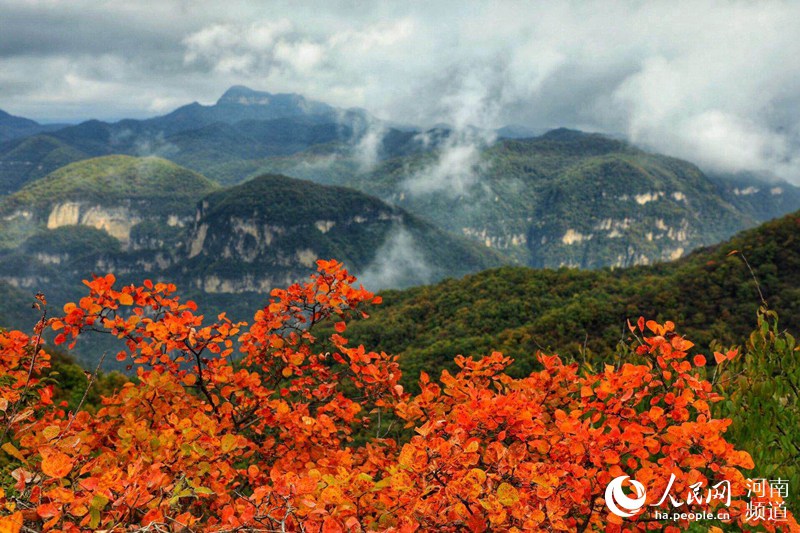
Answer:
[496, 482, 520, 506]
[531, 473, 551, 488]
[220, 434, 237, 453]
[42, 425, 60, 441]
[270, 336, 285, 348]
[1, 443, 27, 464]
[398, 446, 415, 467]
[468, 468, 487, 484]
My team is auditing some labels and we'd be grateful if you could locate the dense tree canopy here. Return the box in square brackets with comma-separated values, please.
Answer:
[0, 261, 796, 531]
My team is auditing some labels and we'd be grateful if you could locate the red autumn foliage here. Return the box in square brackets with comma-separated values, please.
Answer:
[0, 260, 796, 532]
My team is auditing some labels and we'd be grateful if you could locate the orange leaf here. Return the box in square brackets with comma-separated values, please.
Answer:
[36, 502, 60, 519]
[602, 449, 620, 464]
[40, 448, 73, 479]
[0, 511, 23, 533]
[117, 293, 133, 306]
[693, 355, 706, 367]
[322, 516, 344, 533]
[334, 321, 347, 333]
[648, 406, 665, 421]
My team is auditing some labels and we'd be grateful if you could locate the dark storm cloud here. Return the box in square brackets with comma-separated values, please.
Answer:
[1, 0, 800, 181]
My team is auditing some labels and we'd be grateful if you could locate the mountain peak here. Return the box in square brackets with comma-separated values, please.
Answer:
[217, 85, 275, 106]
[0, 108, 49, 144]
[540, 128, 593, 141]
[0, 108, 40, 127]
[214, 86, 336, 119]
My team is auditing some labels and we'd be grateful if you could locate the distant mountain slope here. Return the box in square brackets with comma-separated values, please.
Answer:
[0, 108, 65, 144]
[126, 122, 800, 270]
[0, 155, 219, 250]
[0, 86, 394, 192]
[0, 116, 366, 193]
[342, 209, 800, 384]
[208, 128, 450, 186]
[0, 279, 39, 329]
[327, 129, 800, 268]
[0, 135, 90, 194]
[0, 96, 543, 196]
[708, 171, 800, 222]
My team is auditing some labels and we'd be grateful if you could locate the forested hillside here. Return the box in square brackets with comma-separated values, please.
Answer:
[252, 128, 800, 268]
[342, 209, 800, 384]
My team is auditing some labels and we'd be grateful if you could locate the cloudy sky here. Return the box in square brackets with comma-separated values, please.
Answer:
[1, 0, 800, 180]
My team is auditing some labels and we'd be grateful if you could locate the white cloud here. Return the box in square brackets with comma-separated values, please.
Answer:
[352, 121, 387, 172]
[404, 135, 489, 197]
[2, 0, 800, 180]
[273, 40, 325, 74]
[358, 228, 433, 290]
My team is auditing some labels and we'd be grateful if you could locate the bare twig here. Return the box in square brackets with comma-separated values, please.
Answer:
[59, 352, 108, 438]
[731, 250, 767, 306]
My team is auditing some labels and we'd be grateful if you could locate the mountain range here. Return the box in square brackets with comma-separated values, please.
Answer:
[3, 88, 799, 269]
[1, 86, 800, 368]
[246, 127, 800, 268]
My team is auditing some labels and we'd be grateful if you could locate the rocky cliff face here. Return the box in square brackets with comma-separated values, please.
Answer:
[46, 202, 142, 245]
[44, 201, 194, 250]
[177, 175, 412, 292]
